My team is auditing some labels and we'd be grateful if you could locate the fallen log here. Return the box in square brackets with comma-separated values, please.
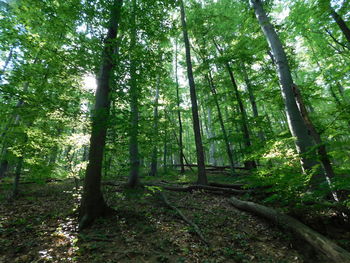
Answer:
[157, 184, 249, 195]
[228, 197, 350, 263]
[173, 164, 249, 170]
[102, 181, 249, 195]
[159, 192, 209, 245]
[160, 180, 190, 185]
[0, 178, 68, 186]
[209, 182, 245, 189]
[102, 181, 126, 187]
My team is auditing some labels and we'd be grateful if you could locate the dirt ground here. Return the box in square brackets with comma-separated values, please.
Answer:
[0, 179, 333, 263]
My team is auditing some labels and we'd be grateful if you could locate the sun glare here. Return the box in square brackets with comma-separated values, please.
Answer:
[82, 74, 97, 92]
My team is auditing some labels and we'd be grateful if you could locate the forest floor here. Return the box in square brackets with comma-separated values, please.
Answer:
[0, 171, 348, 263]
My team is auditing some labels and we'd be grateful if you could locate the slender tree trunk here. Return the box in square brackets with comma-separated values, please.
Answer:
[251, 0, 320, 182]
[0, 49, 41, 178]
[0, 159, 8, 179]
[226, 62, 256, 169]
[329, 86, 350, 129]
[262, 105, 274, 135]
[0, 47, 13, 82]
[82, 145, 89, 162]
[175, 41, 185, 174]
[64, 145, 73, 170]
[206, 106, 217, 166]
[179, 0, 207, 185]
[337, 82, 346, 99]
[127, 0, 140, 187]
[49, 146, 59, 166]
[104, 153, 112, 178]
[241, 63, 265, 142]
[149, 79, 160, 176]
[48, 128, 63, 166]
[206, 72, 236, 175]
[164, 109, 195, 173]
[163, 124, 167, 172]
[292, 85, 337, 190]
[12, 157, 23, 198]
[169, 143, 173, 167]
[9, 114, 32, 197]
[212, 40, 256, 169]
[329, 6, 350, 44]
[224, 104, 242, 164]
[192, 47, 217, 166]
[0, 82, 28, 178]
[79, 0, 122, 229]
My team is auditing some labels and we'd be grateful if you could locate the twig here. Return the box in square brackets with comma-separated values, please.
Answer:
[325, 28, 350, 51]
[159, 191, 209, 246]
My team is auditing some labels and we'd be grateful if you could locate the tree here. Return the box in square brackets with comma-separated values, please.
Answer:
[328, 1, 350, 44]
[250, 0, 321, 184]
[149, 78, 160, 176]
[179, 0, 207, 185]
[127, 0, 140, 188]
[174, 40, 185, 174]
[79, 0, 123, 229]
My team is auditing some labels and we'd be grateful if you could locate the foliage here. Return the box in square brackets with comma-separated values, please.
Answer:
[0, 0, 350, 255]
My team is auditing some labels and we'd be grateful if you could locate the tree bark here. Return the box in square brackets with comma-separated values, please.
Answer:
[175, 40, 185, 174]
[152, 183, 249, 195]
[241, 63, 265, 142]
[127, 0, 140, 188]
[149, 79, 160, 176]
[228, 196, 350, 263]
[226, 62, 256, 169]
[251, 0, 319, 179]
[292, 85, 337, 192]
[0, 82, 28, 178]
[179, 0, 207, 185]
[12, 156, 23, 198]
[329, 6, 350, 44]
[206, 106, 217, 166]
[79, 0, 122, 230]
[163, 116, 168, 172]
[212, 40, 256, 169]
[0, 47, 13, 82]
[206, 71, 236, 175]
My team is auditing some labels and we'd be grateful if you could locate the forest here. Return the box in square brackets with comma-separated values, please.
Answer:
[0, 0, 350, 262]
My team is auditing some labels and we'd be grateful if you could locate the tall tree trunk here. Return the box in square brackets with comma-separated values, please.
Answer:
[206, 72, 236, 175]
[206, 106, 217, 166]
[12, 156, 23, 198]
[213, 40, 256, 169]
[329, 5, 350, 44]
[0, 159, 8, 179]
[0, 82, 28, 178]
[225, 104, 242, 164]
[0, 47, 13, 82]
[241, 63, 265, 142]
[329, 86, 350, 129]
[179, 0, 207, 185]
[226, 62, 256, 169]
[49, 146, 59, 166]
[79, 0, 122, 229]
[175, 41, 185, 174]
[0, 49, 41, 178]
[127, 0, 140, 187]
[251, 0, 320, 182]
[163, 121, 168, 172]
[292, 85, 337, 192]
[261, 104, 274, 135]
[149, 79, 160, 176]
